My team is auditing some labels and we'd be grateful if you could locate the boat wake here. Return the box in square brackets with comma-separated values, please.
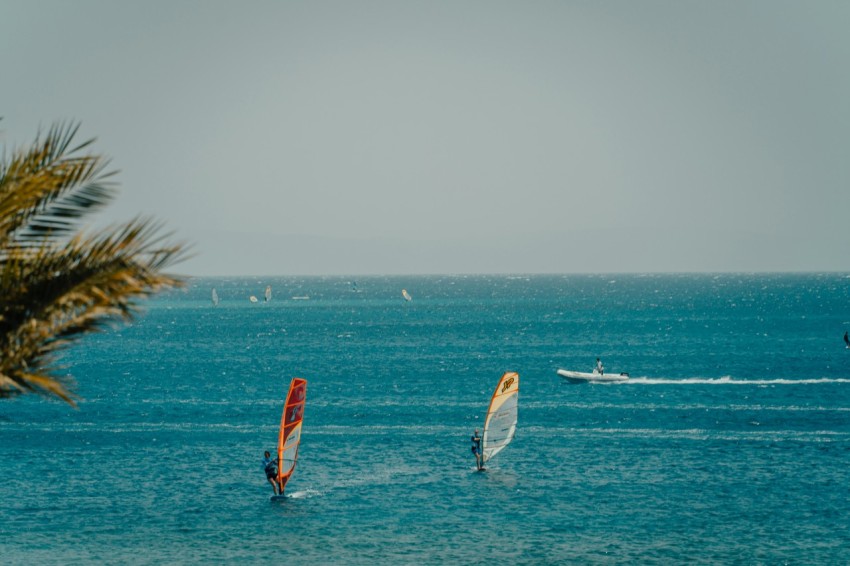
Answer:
[286, 489, 323, 499]
[628, 376, 850, 385]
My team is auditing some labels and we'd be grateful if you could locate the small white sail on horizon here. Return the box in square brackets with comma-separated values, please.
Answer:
[402, 289, 412, 302]
[211, 288, 219, 306]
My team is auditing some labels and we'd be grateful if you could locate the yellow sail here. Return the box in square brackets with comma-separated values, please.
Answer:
[482, 372, 519, 465]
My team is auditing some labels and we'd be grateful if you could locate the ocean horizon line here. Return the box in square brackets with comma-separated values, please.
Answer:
[180, 270, 850, 279]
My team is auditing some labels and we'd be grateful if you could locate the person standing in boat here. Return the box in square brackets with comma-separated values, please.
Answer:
[596, 358, 604, 376]
[471, 429, 483, 470]
[262, 450, 279, 495]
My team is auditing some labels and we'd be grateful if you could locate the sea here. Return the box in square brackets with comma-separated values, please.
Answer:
[2, 273, 849, 564]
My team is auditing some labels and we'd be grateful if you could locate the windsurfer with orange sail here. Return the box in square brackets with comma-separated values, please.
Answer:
[269, 377, 307, 500]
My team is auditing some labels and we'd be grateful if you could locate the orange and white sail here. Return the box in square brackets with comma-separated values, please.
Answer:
[276, 377, 307, 493]
[482, 372, 519, 465]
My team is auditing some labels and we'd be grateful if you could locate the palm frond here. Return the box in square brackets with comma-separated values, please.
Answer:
[0, 370, 77, 406]
[0, 122, 189, 406]
[0, 122, 116, 247]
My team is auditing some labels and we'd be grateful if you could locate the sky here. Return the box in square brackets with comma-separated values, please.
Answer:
[2, 0, 848, 276]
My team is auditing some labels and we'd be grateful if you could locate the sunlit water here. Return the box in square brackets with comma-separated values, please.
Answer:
[2, 274, 850, 563]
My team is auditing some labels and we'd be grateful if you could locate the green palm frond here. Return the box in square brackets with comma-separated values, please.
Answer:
[0, 122, 116, 247]
[0, 122, 188, 406]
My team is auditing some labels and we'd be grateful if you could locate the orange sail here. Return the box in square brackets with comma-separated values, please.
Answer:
[276, 377, 307, 494]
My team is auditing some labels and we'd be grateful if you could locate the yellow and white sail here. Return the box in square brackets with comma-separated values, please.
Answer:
[482, 372, 519, 465]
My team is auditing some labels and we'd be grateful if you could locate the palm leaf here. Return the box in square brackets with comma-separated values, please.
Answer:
[0, 122, 116, 248]
[0, 122, 188, 405]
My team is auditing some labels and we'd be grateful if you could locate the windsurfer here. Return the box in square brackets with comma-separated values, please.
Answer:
[262, 451, 279, 495]
[844, 331, 849, 348]
[596, 358, 604, 376]
[471, 429, 483, 470]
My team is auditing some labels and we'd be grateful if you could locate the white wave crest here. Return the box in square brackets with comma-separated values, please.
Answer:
[285, 489, 323, 499]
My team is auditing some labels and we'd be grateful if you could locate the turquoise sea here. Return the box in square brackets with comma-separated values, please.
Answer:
[2, 274, 850, 564]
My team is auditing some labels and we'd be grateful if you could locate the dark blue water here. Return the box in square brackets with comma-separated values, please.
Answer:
[2, 274, 849, 563]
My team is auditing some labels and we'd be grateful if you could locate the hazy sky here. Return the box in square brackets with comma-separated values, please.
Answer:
[2, 0, 848, 275]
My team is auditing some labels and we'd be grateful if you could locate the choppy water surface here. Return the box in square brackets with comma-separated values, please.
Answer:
[2, 274, 850, 563]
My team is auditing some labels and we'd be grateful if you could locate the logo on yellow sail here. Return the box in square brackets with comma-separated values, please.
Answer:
[501, 376, 515, 393]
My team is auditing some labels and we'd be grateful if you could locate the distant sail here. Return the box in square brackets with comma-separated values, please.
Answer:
[276, 377, 307, 496]
[482, 372, 519, 466]
[211, 288, 219, 306]
[402, 289, 412, 302]
[265, 285, 272, 302]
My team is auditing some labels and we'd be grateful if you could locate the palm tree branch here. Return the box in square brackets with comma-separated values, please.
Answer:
[0, 122, 116, 246]
[0, 370, 76, 405]
[0, 217, 188, 403]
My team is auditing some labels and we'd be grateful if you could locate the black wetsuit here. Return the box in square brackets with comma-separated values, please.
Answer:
[264, 458, 277, 480]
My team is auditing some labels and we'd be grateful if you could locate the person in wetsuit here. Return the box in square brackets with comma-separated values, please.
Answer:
[471, 429, 483, 470]
[262, 450, 279, 495]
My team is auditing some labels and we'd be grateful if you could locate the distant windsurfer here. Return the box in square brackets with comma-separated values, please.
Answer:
[262, 451, 280, 495]
[845, 331, 849, 348]
[596, 358, 604, 376]
[471, 429, 483, 470]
